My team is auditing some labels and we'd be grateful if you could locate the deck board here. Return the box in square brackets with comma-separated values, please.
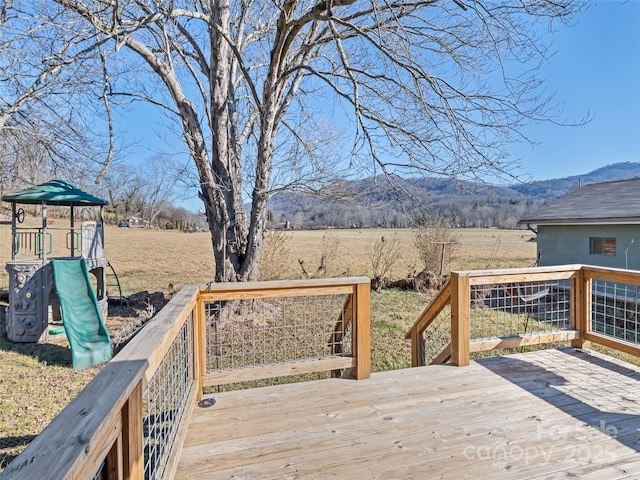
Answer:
[175, 348, 640, 479]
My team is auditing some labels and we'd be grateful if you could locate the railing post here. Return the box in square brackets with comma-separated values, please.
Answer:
[104, 431, 123, 479]
[194, 297, 206, 401]
[411, 329, 425, 367]
[122, 382, 143, 480]
[353, 281, 371, 379]
[450, 272, 470, 366]
[571, 268, 588, 348]
[571, 267, 591, 349]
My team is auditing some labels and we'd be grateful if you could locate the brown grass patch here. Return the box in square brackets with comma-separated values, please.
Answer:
[0, 222, 536, 293]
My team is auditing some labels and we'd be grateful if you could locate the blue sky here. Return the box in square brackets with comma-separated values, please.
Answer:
[508, 0, 640, 181]
[121, 0, 640, 208]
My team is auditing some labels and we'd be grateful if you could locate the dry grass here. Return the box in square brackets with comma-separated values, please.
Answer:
[0, 316, 100, 470]
[276, 227, 536, 280]
[104, 228, 217, 294]
[0, 225, 535, 293]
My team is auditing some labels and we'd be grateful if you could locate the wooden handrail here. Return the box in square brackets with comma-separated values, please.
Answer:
[405, 277, 451, 340]
[405, 278, 451, 367]
[1, 285, 200, 479]
[407, 265, 640, 368]
[453, 264, 583, 281]
[582, 264, 640, 283]
[197, 276, 363, 301]
[1, 278, 372, 479]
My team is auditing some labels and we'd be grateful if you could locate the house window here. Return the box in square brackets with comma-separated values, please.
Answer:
[590, 237, 616, 256]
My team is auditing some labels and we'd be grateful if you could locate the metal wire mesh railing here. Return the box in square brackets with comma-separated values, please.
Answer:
[423, 305, 451, 365]
[205, 294, 352, 372]
[406, 269, 581, 366]
[469, 279, 572, 341]
[591, 279, 640, 345]
[143, 314, 194, 480]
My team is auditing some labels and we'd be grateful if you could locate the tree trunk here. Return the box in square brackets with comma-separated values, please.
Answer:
[208, 0, 249, 281]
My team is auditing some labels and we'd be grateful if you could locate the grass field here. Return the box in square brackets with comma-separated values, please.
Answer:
[101, 226, 536, 293]
[0, 219, 536, 293]
[0, 224, 537, 470]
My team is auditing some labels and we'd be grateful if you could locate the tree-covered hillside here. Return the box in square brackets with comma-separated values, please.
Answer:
[268, 162, 640, 229]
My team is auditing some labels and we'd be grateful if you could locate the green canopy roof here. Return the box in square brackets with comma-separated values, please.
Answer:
[2, 180, 108, 206]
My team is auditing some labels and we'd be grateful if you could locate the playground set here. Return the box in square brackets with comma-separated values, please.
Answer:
[2, 179, 119, 369]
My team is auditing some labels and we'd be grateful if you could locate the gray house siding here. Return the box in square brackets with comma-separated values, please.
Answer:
[537, 224, 640, 270]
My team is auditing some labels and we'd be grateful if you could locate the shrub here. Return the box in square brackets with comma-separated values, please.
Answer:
[413, 216, 458, 280]
[368, 234, 402, 291]
[260, 229, 293, 280]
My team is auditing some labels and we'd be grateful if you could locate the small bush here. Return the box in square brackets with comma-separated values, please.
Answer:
[368, 234, 402, 291]
[413, 216, 458, 280]
[260, 229, 293, 280]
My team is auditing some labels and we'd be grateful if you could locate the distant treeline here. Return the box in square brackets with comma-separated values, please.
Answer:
[268, 197, 545, 230]
[267, 162, 640, 230]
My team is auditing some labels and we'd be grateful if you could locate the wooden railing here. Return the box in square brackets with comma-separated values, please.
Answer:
[1, 277, 370, 480]
[405, 278, 451, 367]
[580, 265, 640, 357]
[406, 265, 640, 367]
[198, 278, 371, 386]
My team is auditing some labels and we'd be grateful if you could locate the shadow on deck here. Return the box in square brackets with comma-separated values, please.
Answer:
[176, 348, 640, 479]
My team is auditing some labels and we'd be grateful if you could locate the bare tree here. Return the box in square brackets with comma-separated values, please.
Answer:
[369, 234, 402, 291]
[139, 156, 186, 227]
[98, 164, 145, 223]
[0, 1, 115, 190]
[414, 216, 459, 280]
[50, 0, 586, 282]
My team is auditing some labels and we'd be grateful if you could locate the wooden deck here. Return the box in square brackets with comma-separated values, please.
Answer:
[175, 348, 640, 479]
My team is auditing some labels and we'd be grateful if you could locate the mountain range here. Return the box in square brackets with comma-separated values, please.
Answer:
[267, 162, 640, 229]
[508, 162, 640, 198]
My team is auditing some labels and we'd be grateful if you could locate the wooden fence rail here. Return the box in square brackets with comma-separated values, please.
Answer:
[1, 277, 370, 480]
[406, 264, 640, 367]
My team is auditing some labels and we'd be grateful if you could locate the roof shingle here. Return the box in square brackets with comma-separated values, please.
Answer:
[519, 177, 640, 225]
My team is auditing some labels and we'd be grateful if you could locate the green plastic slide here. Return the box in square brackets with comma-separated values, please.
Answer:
[51, 258, 112, 369]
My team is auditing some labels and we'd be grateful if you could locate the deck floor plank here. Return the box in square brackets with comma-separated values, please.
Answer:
[175, 348, 640, 479]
